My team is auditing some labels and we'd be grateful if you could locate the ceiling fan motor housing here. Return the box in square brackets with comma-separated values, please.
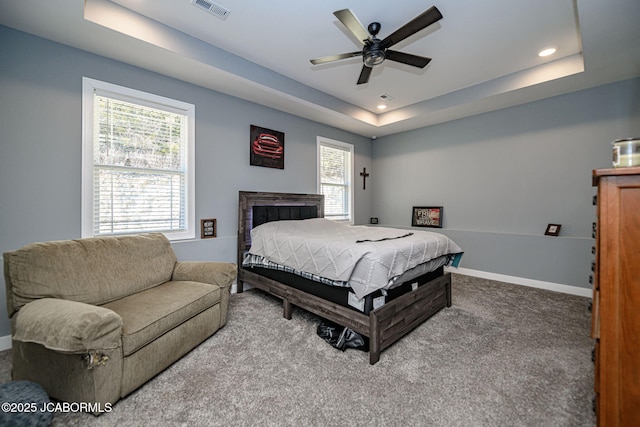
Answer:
[368, 22, 381, 37]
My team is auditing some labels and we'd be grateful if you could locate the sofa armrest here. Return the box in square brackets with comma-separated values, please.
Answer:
[13, 298, 123, 354]
[172, 262, 237, 289]
[172, 262, 236, 327]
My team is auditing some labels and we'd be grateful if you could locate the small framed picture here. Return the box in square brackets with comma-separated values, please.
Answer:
[545, 223, 561, 236]
[412, 206, 443, 228]
[201, 218, 217, 239]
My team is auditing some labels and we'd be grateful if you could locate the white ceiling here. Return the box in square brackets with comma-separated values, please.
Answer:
[1, 0, 639, 138]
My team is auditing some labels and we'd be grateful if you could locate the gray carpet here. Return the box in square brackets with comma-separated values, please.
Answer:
[0, 274, 595, 426]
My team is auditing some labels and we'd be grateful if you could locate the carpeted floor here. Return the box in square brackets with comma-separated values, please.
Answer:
[0, 274, 595, 426]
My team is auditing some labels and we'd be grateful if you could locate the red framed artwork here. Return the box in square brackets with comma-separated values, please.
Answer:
[250, 125, 284, 169]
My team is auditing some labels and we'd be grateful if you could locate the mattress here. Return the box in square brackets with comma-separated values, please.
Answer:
[248, 218, 463, 299]
[245, 265, 445, 314]
[243, 253, 450, 290]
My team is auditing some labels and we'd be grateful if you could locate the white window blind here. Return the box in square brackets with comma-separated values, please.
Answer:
[82, 78, 195, 240]
[318, 137, 354, 222]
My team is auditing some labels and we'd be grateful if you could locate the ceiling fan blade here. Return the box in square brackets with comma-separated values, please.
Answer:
[385, 50, 432, 68]
[310, 51, 363, 65]
[357, 65, 373, 85]
[381, 6, 443, 49]
[334, 9, 370, 45]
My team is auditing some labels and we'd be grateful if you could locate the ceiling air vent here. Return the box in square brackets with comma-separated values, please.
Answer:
[191, 0, 230, 20]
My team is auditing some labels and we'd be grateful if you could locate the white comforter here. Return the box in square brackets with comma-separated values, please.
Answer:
[248, 218, 463, 299]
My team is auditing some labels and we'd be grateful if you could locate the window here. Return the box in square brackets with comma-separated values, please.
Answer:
[82, 78, 195, 240]
[317, 137, 354, 223]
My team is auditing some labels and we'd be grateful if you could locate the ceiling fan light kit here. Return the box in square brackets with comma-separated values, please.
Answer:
[310, 6, 443, 85]
[363, 47, 385, 67]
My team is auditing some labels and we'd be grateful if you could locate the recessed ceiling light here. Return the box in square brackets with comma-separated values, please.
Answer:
[538, 47, 557, 57]
[377, 104, 387, 110]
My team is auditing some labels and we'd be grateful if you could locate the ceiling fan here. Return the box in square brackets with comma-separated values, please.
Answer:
[310, 6, 443, 85]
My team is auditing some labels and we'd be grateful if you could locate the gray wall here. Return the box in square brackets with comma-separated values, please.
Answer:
[372, 77, 640, 287]
[0, 26, 372, 336]
[2, 24, 639, 339]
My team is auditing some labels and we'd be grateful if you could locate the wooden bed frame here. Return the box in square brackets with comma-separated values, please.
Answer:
[236, 191, 452, 364]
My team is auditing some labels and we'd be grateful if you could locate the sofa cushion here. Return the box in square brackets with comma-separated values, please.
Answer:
[13, 298, 123, 353]
[101, 281, 221, 356]
[4, 233, 177, 315]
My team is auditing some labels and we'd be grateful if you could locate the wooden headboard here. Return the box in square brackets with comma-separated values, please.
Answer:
[237, 191, 324, 267]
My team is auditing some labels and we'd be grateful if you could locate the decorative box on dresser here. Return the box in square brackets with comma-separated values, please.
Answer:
[591, 166, 640, 427]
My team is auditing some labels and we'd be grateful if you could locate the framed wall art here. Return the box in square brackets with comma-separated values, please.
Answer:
[201, 218, 217, 239]
[250, 125, 284, 169]
[544, 223, 561, 236]
[412, 206, 443, 228]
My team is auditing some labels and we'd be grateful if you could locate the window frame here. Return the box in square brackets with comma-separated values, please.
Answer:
[81, 77, 196, 240]
[317, 136, 354, 224]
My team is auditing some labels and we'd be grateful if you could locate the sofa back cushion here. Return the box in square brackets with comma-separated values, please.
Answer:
[4, 233, 177, 316]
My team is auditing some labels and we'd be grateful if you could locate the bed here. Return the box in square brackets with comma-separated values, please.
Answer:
[236, 191, 462, 364]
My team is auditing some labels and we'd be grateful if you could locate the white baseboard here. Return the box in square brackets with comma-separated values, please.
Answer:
[446, 266, 592, 298]
[231, 281, 253, 293]
[0, 335, 11, 352]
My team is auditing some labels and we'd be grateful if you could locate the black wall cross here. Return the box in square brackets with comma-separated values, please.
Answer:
[360, 167, 370, 190]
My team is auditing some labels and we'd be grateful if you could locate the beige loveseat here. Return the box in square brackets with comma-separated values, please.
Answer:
[3, 233, 236, 411]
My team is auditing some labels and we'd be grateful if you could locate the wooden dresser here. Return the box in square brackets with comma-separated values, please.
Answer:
[591, 167, 640, 426]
